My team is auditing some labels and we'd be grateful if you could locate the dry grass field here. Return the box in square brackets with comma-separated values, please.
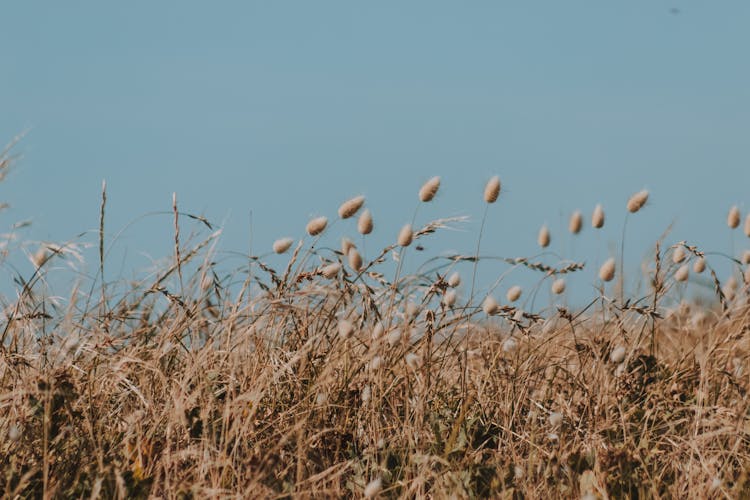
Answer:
[1, 148, 750, 498]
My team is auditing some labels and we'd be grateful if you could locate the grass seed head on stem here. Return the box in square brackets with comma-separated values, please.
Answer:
[599, 258, 616, 282]
[338, 195, 365, 219]
[348, 248, 363, 271]
[506, 285, 522, 302]
[306, 216, 328, 236]
[272, 237, 294, 254]
[627, 189, 649, 213]
[728, 206, 741, 229]
[745, 214, 750, 237]
[448, 271, 461, 287]
[672, 246, 686, 264]
[551, 278, 566, 295]
[419, 176, 441, 202]
[320, 262, 342, 278]
[675, 264, 689, 282]
[484, 175, 501, 203]
[569, 211, 583, 234]
[483, 295, 499, 315]
[357, 209, 373, 235]
[398, 224, 413, 247]
[693, 257, 706, 273]
[538, 224, 550, 248]
[592, 204, 605, 228]
[364, 478, 383, 498]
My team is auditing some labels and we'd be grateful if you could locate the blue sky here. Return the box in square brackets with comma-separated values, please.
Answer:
[1, 2, 749, 301]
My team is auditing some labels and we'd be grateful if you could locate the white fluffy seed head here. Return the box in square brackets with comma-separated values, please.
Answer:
[484, 175, 501, 203]
[364, 478, 383, 498]
[538, 225, 550, 248]
[7, 424, 21, 442]
[502, 337, 518, 353]
[419, 176, 441, 202]
[448, 271, 461, 288]
[506, 285, 522, 303]
[549, 412, 563, 427]
[370, 356, 383, 370]
[320, 262, 342, 279]
[442, 289, 457, 307]
[372, 322, 384, 340]
[397, 224, 413, 247]
[610, 345, 627, 364]
[348, 248, 363, 272]
[599, 258, 616, 282]
[272, 237, 294, 254]
[745, 215, 750, 238]
[693, 257, 706, 274]
[728, 206, 741, 229]
[361, 385, 371, 404]
[672, 246, 686, 264]
[483, 296, 499, 315]
[306, 216, 328, 236]
[338, 195, 365, 219]
[569, 211, 583, 234]
[338, 319, 354, 339]
[675, 264, 689, 283]
[742, 250, 750, 265]
[386, 329, 402, 347]
[405, 352, 421, 369]
[357, 209, 373, 235]
[592, 204, 605, 229]
[627, 189, 649, 213]
[551, 278, 566, 295]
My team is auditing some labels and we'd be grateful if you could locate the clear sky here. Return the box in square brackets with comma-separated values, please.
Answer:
[1, 2, 749, 301]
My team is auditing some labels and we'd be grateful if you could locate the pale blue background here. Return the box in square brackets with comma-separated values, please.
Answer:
[1, 2, 748, 302]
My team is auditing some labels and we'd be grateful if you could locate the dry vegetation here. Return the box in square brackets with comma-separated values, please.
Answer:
[1, 146, 750, 499]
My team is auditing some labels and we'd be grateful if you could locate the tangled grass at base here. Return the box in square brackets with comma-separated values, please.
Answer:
[2, 155, 750, 498]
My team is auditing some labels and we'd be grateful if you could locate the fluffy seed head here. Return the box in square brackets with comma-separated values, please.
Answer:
[31, 247, 47, 268]
[675, 264, 689, 282]
[728, 206, 741, 229]
[745, 215, 750, 237]
[744, 266, 750, 285]
[370, 356, 383, 370]
[306, 216, 328, 236]
[320, 262, 342, 279]
[448, 272, 461, 288]
[742, 250, 750, 265]
[610, 345, 627, 364]
[272, 237, 294, 254]
[357, 209, 373, 235]
[397, 224, 413, 247]
[672, 246, 686, 264]
[592, 204, 605, 228]
[502, 337, 518, 353]
[483, 295, 499, 315]
[372, 322, 384, 340]
[442, 289, 457, 307]
[627, 189, 649, 213]
[693, 257, 706, 273]
[569, 211, 583, 234]
[599, 258, 616, 282]
[348, 248, 363, 272]
[549, 412, 563, 427]
[419, 176, 441, 202]
[537, 225, 550, 248]
[341, 237, 355, 256]
[506, 285, 522, 302]
[361, 385, 371, 404]
[386, 329, 402, 347]
[551, 278, 566, 295]
[338, 319, 354, 339]
[8, 424, 21, 442]
[484, 175, 501, 203]
[405, 352, 421, 369]
[364, 478, 383, 498]
[338, 195, 365, 219]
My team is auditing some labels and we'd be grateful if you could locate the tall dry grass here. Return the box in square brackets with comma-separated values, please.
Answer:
[1, 147, 750, 499]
